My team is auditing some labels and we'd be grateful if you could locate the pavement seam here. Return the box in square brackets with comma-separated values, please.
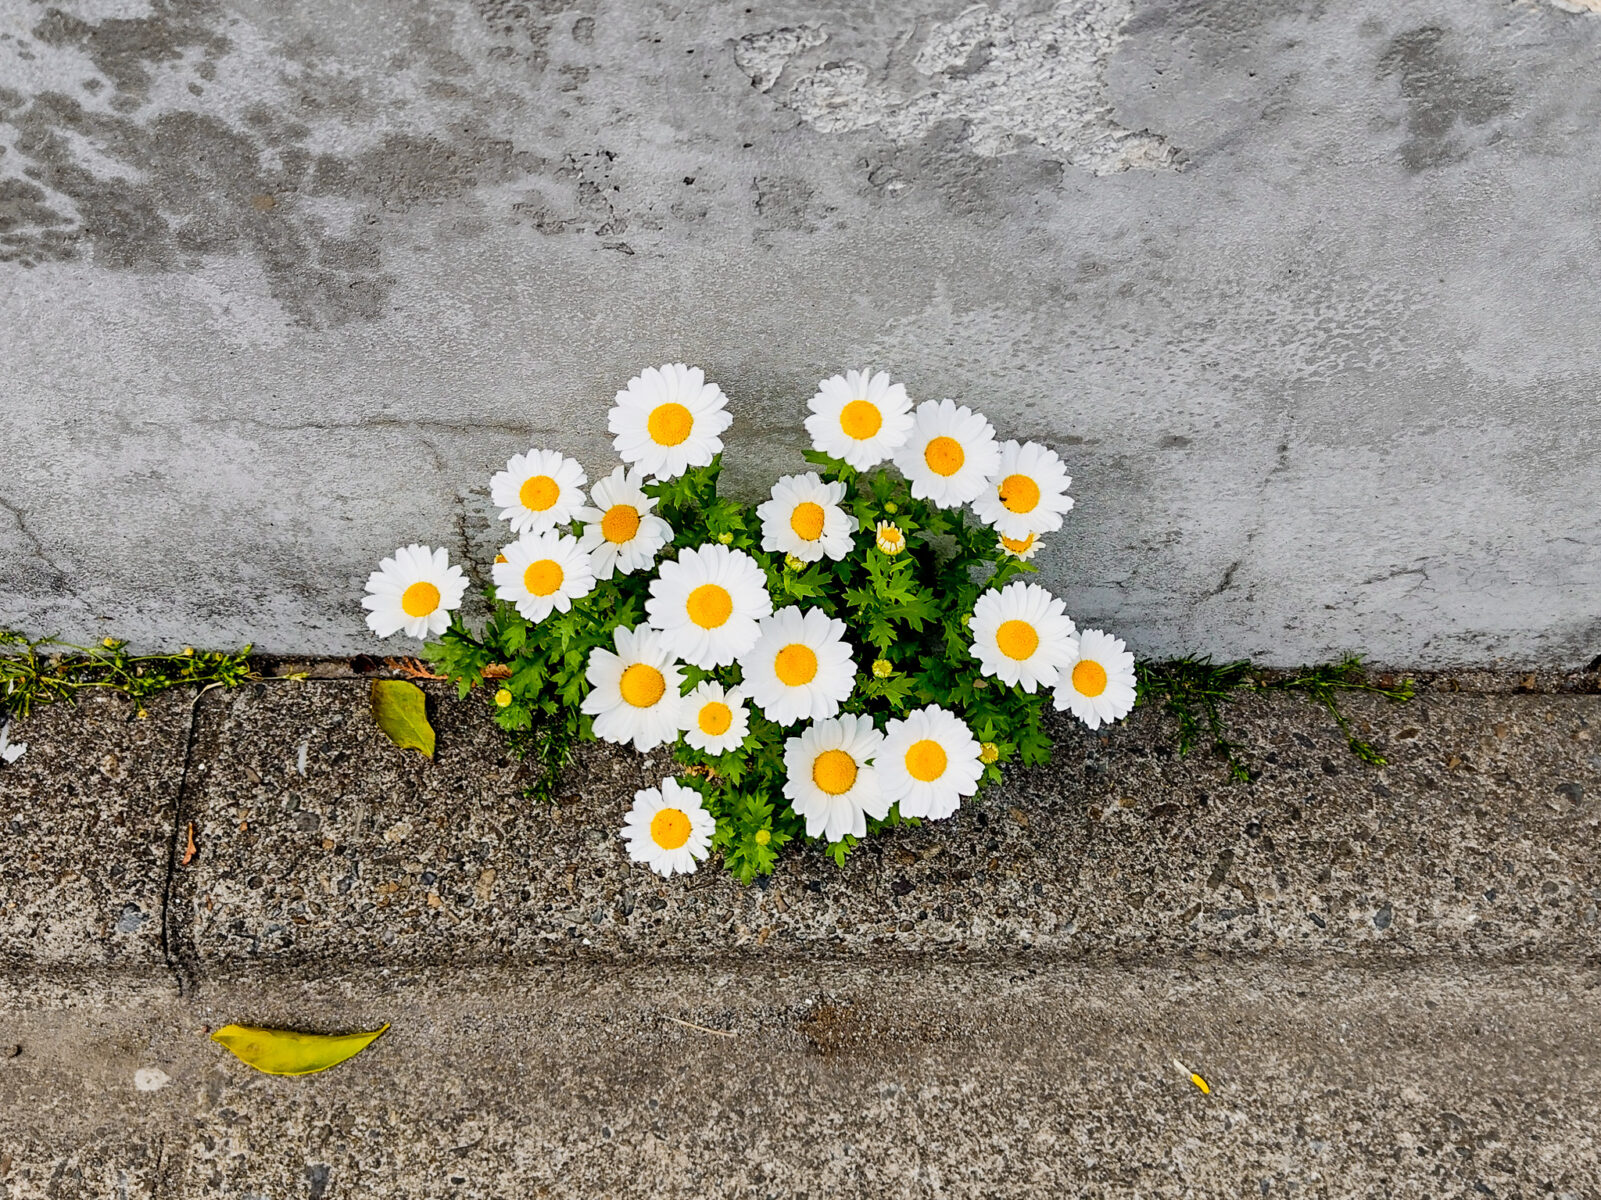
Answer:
[158, 687, 210, 998]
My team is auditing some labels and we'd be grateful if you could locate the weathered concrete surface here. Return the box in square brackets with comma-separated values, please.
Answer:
[3, 962, 1601, 1198]
[3, 1, 1600, 666]
[167, 678, 1601, 972]
[0, 678, 1598, 1193]
[0, 689, 190, 969]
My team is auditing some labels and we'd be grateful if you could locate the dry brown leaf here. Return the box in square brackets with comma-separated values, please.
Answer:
[385, 656, 448, 681]
[181, 822, 197, 866]
[481, 663, 512, 682]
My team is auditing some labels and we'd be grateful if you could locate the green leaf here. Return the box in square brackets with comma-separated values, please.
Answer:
[370, 680, 435, 757]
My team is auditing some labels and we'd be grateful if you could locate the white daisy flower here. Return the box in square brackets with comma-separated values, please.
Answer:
[804, 368, 914, 470]
[973, 440, 1075, 540]
[580, 624, 685, 751]
[680, 681, 750, 755]
[362, 544, 470, 640]
[1054, 628, 1138, 730]
[782, 714, 889, 843]
[998, 531, 1042, 561]
[491, 531, 596, 624]
[740, 606, 856, 725]
[0, 721, 26, 766]
[757, 472, 859, 563]
[969, 581, 1077, 692]
[877, 704, 984, 820]
[489, 448, 587, 535]
[620, 777, 716, 878]
[608, 363, 733, 481]
[892, 398, 1001, 510]
[645, 542, 772, 669]
[575, 465, 674, 580]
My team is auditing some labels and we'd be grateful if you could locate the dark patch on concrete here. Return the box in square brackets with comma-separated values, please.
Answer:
[861, 119, 1065, 221]
[31, 1, 230, 100]
[474, 0, 596, 72]
[1377, 27, 1513, 172]
[0, 84, 540, 325]
[509, 148, 626, 238]
[0, 2, 552, 326]
[1121, 0, 1324, 57]
[754, 174, 821, 233]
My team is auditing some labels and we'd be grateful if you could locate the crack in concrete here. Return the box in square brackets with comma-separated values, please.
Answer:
[0, 491, 84, 609]
[179, 415, 560, 439]
[158, 690, 210, 998]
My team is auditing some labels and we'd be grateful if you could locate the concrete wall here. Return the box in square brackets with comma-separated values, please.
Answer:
[2, 0, 1598, 665]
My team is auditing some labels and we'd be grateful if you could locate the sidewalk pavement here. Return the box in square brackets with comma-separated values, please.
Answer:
[0, 669, 1596, 1196]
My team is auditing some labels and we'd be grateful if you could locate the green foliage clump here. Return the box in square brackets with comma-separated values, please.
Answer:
[1136, 654, 1415, 781]
[425, 452, 1048, 882]
[0, 630, 255, 720]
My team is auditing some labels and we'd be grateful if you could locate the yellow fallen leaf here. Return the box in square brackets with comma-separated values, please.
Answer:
[370, 680, 434, 757]
[210, 1023, 389, 1075]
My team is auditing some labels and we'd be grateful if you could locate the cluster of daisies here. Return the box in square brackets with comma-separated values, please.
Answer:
[362, 363, 1135, 880]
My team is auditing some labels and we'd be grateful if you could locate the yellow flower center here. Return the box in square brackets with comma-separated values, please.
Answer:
[774, 643, 818, 687]
[400, 581, 441, 618]
[519, 473, 560, 512]
[1000, 532, 1037, 555]
[523, 559, 564, 597]
[904, 739, 947, 782]
[839, 399, 882, 440]
[812, 748, 858, 796]
[650, 806, 691, 850]
[996, 619, 1039, 661]
[789, 501, 826, 541]
[924, 435, 965, 477]
[999, 473, 1041, 514]
[1072, 659, 1108, 697]
[697, 701, 733, 736]
[686, 583, 733, 629]
[601, 503, 640, 544]
[619, 663, 667, 708]
[647, 402, 693, 446]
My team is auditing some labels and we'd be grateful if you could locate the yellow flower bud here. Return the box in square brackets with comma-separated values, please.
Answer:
[871, 658, 893, 679]
[884, 501, 898, 514]
[717, 531, 734, 545]
[875, 521, 905, 555]
[979, 742, 999, 764]
[494, 687, 513, 708]
[784, 553, 805, 571]
[755, 828, 772, 846]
